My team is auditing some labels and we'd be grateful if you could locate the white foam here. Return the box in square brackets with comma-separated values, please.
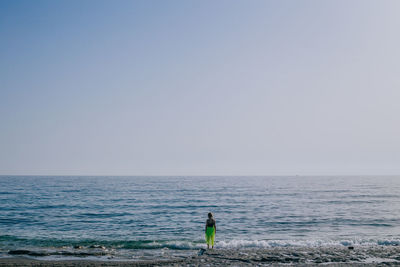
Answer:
[214, 238, 400, 249]
[363, 257, 399, 264]
[82, 238, 400, 251]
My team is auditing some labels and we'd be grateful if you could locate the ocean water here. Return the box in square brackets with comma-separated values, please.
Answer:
[1, 175, 400, 261]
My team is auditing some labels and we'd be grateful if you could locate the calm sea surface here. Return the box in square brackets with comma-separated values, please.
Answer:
[1, 176, 400, 260]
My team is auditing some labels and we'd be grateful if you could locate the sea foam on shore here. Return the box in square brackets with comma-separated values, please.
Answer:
[2, 246, 400, 266]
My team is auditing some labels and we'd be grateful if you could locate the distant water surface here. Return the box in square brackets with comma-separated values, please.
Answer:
[1, 176, 400, 260]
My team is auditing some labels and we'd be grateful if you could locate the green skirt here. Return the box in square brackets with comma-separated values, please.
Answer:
[205, 226, 215, 246]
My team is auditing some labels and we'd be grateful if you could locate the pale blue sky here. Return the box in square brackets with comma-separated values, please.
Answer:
[1, 0, 400, 175]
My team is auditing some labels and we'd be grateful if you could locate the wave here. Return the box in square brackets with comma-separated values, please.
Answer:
[0, 235, 203, 250]
[1, 235, 400, 252]
[217, 239, 400, 248]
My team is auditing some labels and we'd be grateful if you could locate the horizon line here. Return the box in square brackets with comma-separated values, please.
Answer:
[1, 174, 399, 177]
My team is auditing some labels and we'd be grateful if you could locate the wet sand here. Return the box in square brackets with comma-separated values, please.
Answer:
[2, 246, 400, 266]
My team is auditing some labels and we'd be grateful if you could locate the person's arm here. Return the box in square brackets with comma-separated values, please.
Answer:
[214, 220, 216, 233]
[205, 221, 207, 233]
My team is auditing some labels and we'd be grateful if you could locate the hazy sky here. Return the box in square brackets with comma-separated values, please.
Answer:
[1, 0, 400, 175]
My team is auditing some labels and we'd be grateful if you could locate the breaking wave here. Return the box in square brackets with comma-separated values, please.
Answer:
[2, 235, 400, 254]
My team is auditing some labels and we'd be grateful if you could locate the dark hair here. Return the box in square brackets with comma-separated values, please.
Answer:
[208, 212, 213, 218]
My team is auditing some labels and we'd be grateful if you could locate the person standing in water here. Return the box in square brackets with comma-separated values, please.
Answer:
[205, 212, 216, 249]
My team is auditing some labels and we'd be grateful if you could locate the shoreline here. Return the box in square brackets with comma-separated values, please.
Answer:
[2, 246, 400, 266]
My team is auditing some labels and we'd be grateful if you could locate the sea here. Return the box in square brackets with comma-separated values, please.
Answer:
[1, 175, 400, 262]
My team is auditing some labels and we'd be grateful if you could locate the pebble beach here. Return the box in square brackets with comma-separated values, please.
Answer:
[2, 246, 400, 266]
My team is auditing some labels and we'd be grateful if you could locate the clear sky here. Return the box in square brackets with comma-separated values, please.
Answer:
[1, 0, 400, 176]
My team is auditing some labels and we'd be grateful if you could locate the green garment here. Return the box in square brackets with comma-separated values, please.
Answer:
[205, 226, 215, 246]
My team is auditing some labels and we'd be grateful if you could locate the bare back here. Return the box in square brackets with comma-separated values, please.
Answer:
[206, 218, 215, 228]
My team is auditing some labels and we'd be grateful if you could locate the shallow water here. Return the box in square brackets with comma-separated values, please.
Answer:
[1, 176, 400, 260]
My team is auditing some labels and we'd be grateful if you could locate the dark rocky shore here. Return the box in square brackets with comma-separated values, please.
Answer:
[2, 246, 400, 266]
